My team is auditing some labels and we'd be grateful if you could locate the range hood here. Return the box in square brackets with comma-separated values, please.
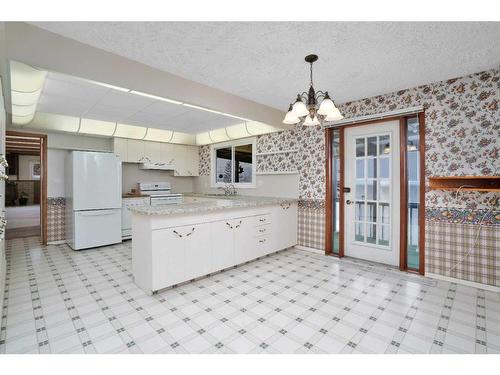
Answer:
[138, 158, 175, 170]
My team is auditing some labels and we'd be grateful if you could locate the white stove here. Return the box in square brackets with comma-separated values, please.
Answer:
[138, 182, 182, 206]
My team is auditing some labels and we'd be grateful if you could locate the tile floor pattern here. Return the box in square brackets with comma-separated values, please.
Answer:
[1, 236, 500, 354]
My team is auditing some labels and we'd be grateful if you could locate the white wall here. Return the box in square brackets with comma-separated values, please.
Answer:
[48, 148, 68, 197]
[17, 154, 41, 180]
[122, 163, 194, 194]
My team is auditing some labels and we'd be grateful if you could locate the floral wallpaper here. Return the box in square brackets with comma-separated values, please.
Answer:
[200, 68, 499, 209]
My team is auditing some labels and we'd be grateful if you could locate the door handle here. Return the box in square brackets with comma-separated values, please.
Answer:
[346, 200, 354, 205]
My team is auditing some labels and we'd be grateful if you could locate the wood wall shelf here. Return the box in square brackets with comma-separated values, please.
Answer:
[429, 176, 500, 192]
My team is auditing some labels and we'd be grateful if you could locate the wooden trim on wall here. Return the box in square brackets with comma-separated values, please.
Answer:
[324, 128, 333, 255]
[338, 127, 345, 257]
[399, 118, 408, 271]
[418, 112, 426, 275]
[6, 130, 48, 245]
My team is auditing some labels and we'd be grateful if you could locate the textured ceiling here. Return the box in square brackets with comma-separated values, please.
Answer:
[30, 22, 500, 111]
[37, 71, 242, 133]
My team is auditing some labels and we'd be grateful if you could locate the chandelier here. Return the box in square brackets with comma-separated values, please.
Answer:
[283, 54, 343, 126]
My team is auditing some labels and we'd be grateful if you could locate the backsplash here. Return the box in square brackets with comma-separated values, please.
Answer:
[198, 68, 499, 286]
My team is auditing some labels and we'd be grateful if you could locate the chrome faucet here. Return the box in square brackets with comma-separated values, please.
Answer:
[217, 184, 237, 196]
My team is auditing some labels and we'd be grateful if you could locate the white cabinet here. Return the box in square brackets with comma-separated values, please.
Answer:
[173, 144, 199, 176]
[273, 202, 298, 250]
[152, 223, 211, 290]
[160, 142, 175, 165]
[132, 202, 297, 294]
[210, 220, 235, 270]
[112, 138, 199, 176]
[127, 140, 145, 163]
[144, 142, 161, 163]
[113, 138, 128, 161]
[122, 197, 150, 239]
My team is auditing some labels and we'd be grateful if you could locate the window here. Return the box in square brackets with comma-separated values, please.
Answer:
[211, 138, 256, 188]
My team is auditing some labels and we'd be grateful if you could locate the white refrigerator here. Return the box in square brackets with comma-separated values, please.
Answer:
[65, 151, 122, 250]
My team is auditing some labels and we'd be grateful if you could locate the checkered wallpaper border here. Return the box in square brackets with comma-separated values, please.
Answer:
[47, 197, 65, 243]
[425, 221, 499, 287]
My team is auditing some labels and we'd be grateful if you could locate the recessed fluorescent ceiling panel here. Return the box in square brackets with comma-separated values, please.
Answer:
[12, 67, 281, 144]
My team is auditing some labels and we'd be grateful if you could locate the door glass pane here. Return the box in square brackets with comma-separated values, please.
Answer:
[379, 225, 390, 246]
[379, 180, 390, 202]
[234, 144, 253, 183]
[367, 158, 377, 178]
[407, 117, 420, 270]
[332, 130, 341, 254]
[356, 138, 365, 157]
[379, 135, 391, 155]
[379, 157, 390, 178]
[366, 180, 377, 200]
[355, 180, 365, 200]
[355, 202, 365, 221]
[366, 224, 377, 244]
[356, 159, 365, 178]
[355, 222, 364, 242]
[367, 137, 377, 156]
[215, 147, 232, 183]
[379, 203, 390, 224]
[366, 202, 377, 223]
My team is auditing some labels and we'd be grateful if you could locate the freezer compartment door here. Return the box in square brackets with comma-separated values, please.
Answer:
[72, 152, 122, 210]
[72, 209, 122, 250]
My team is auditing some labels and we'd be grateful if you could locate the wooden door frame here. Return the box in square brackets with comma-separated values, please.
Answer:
[325, 113, 425, 275]
[6, 130, 48, 245]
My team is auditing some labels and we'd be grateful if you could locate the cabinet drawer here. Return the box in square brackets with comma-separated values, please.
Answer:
[254, 214, 271, 226]
[254, 225, 271, 237]
[255, 235, 271, 256]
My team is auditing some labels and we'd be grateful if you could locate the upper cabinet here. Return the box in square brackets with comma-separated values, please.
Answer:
[112, 138, 199, 176]
[172, 144, 199, 177]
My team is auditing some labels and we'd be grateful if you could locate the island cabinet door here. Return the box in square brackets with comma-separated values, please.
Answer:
[152, 228, 186, 290]
[210, 220, 235, 272]
[184, 223, 212, 280]
[274, 202, 298, 250]
[233, 218, 255, 264]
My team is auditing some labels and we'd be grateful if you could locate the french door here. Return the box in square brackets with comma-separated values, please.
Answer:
[344, 121, 400, 266]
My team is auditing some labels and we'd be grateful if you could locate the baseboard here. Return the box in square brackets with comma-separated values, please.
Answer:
[426, 272, 500, 293]
[47, 240, 66, 245]
[294, 245, 324, 255]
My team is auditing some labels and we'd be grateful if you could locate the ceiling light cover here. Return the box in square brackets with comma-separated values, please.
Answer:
[291, 97, 309, 117]
[303, 115, 320, 126]
[283, 105, 300, 125]
[10, 61, 48, 125]
[143, 128, 174, 142]
[31, 112, 80, 132]
[79, 118, 116, 136]
[114, 123, 148, 139]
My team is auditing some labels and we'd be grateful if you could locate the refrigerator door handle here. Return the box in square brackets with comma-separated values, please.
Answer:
[78, 209, 118, 216]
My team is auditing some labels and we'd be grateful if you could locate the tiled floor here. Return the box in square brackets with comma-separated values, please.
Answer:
[1, 236, 499, 354]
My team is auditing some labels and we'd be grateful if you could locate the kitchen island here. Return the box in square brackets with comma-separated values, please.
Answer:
[129, 195, 298, 294]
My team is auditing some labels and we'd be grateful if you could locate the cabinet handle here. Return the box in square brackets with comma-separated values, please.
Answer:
[259, 218, 266, 222]
[226, 222, 233, 229]
[173, 230, 182, 238]
[185, 227, 196, 237]
[259, 239, 266, 243]
[259, 228, 266, 233]
[235, 220, 242, 228]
